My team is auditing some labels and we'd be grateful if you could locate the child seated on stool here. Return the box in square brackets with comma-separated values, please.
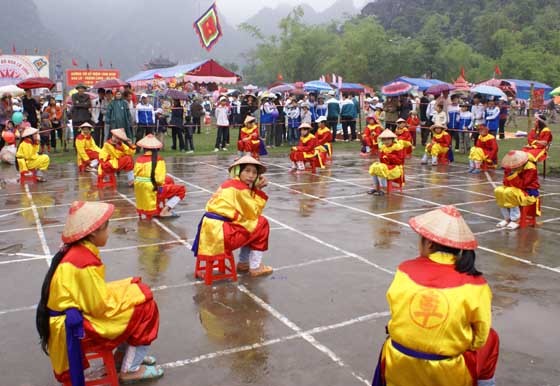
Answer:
[191, 155, 272, 277]
[368, 129, 404, 196]
[315, 116, 333, 162]
[495, 150, 540, 230]
[99, 128, 136, 186]
[237, 116, 261, 159]
[361, 114, 382, 156]
[395, 118, 413, 158]
[468, 124, 498, 173]
[421, 124, 451, 166]
[134, 134, 186, 219]
[16, 127, 50, 181]
[75, 122, 101, 173]
[290, 123, 319, 172]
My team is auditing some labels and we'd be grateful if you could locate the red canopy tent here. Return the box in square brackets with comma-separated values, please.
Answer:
[453, 68, 470, 91]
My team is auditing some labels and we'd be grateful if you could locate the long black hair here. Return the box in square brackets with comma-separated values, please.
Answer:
[36, 244, 72, 354]
[425, 237, 482, 276]
[238, 163, 262, 191]
[150, 149, 159, 191]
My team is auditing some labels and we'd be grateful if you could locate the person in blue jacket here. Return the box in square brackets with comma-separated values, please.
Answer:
[485, 99, 500, 136]
[326, 91, 340, 142]
[340, 94, 358, 141]
[447, 94, 461, 150]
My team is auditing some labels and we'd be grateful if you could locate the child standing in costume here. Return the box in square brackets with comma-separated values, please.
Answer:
[191, 155, 272, 277]
[368, 129, 404, 196]
[468, 124, 498, 173]
[98, 128, 136, 186]
[289, 123, 319, 172]
[494, 150, 540, 230]
[36, 201, 162, 384]
[237, 116, 261, 159]
[134, 134, 186, 219]
[395, 118, 413, 157]
[315, 116, 333, 163]
[16, 127, 50, 182]
[75, 122, 101, 173]
[361, 114, 382, 156]
[421, 124, 451, 166]
[406, 110, 420, 147]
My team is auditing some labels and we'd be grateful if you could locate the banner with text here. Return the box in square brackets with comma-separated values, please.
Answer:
[66, 69, 121, 87]
[0, 55, 50, 86]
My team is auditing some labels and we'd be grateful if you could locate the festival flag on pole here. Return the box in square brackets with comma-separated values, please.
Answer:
[72, 58, 78, 67]
[494, 64, 502, 77]
[193, 2, 223, 52]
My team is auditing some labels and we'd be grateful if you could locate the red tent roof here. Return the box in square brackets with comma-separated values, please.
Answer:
[453, 74, 470, 90]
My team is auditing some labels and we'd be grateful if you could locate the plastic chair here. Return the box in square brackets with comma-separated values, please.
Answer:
[195, 254, 238, 285]
[519, 202, 539, 228]
[62, 350, 119, 386]
[20, 170, 38, 185]
[386, 172, 405, 194]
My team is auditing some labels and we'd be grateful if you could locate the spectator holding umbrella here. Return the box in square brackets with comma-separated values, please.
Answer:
[105, 90, 131, 140]
[22, 89, 41, 129]
[485, 99, 500, 137]
[70, 84, 92, 141]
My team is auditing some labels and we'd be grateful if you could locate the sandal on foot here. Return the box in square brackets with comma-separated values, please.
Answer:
[119, 365, 164, 384]
[237, 262, 250, 273]
[249, 264, 273, 277]
[143, 355, 157, 366]
[158, 212, 179, 219]
[367, 189, 378, 195]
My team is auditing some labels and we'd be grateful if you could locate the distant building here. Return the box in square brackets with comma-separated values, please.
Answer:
[144, 56, 178, 70]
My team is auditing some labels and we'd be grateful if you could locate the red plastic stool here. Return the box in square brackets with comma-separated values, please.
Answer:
[386, 174, 405, 194]
[62, 350, 119, 386]
[519, 202, 539, 228]
[480, 161, 496, 171]
[194, 254, 238, 285]
[437, 152, 449, 165]
[97, 173, 116, 189]
[78, 163, 87, 172]
[20, 170, 38, 185]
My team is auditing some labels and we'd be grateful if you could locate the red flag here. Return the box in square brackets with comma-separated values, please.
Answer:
[72, 58, 78, 67]
[494, 64, 502, 77]
[12, 44, 16, 54]
[99, 58, 103, 68]
[193, 2, 223, 51]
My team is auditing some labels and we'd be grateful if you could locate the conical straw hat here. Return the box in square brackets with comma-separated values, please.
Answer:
[110, 128, 129, 142]
[430, 124, 447, 131]
[501, 150, 528, 169]
[298, 123, 312, 130]
[244, 116, 256, 125]
[62, 201, 115, 244]
[409, 205, 478, 250]
[228, 155, 266, 175]
[136, 134, 162, 149]
[378, 129, 397, 139]
[21, 127, 38, 138]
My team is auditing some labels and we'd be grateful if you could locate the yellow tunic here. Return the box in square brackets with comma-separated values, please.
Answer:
[494, 162, 539, 209]
[47, 240, 148, 377]
[75, 134, 101, 166]
[382, 252, 492, 386]
[98, 140, 135, 170]
[16, 139, 50, 171]
[134, 153, 166, 214]
[369, 142, 404, 180]
[197, 178, 268, 258]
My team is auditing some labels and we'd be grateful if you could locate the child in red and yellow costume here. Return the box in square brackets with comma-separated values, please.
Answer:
[36, 201, 162, 385]
[468, 124, 498, 173]
[75, 122, 101, 173]
[361, 114, 383, 155]
[192, 156, 272, 277]
[16, 127, 50, 181]
[289, 123, 320, 172]
[368, 129, 405, 196]
[494, 150, 540, 230]
[315, 116, 333, 164]
[134, 134, 186, 219]
[372, 206, 499, 386]
[523, 114, 552, 162]
[98, 128, 136, 186]
[395, 118, 413, 157]
[237, 116, 261, 159]
[421, 124, 451, 166]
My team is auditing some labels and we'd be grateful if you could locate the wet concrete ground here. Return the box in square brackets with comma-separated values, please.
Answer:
[1, 153, 559, 386]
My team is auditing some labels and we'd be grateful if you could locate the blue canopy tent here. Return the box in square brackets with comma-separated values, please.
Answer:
[392, 76, 447, 91]
[504, 79, 553, 100]
[304, 80, 333, 92]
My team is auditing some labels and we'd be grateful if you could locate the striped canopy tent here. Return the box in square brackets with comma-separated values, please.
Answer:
[126, 59, 241, 88]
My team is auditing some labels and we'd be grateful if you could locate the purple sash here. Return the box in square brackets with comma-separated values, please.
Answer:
[49, 308, 85, 386]
[191, 212, 231, 256]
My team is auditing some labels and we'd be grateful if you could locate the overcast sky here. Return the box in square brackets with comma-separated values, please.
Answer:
[215, 0, 368, 24]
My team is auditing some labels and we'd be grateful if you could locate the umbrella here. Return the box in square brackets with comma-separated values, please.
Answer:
[0, 84, 25, 96]
[478, 79, 516, 97]
[163, 89, 190, 100]
[304, 81, 333, 92]
[16, 77, 55, 90]
[243, 84, 259, 92]
[92, 78, 127, 89]
[268, 83, 295, 93]
[470, 85, 507, 99]
[425, 83, 456, 96]
[550, 86, 560, 96]
[381, 81, 412, 97]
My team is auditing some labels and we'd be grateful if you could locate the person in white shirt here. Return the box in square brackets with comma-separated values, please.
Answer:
[135, 93, 155, 142]
[432, 103, 448, 127]
[214, 96, 230, 151]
